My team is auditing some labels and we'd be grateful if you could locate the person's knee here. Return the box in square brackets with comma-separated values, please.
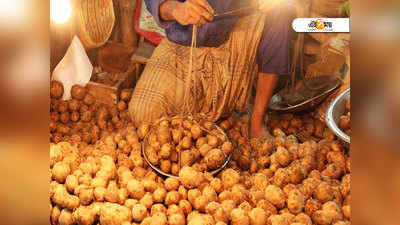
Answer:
[128, 94, 166, 126]
[128, 96, 144, 126]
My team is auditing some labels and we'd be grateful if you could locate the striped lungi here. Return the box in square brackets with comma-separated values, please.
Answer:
[129, 13, 268, 126]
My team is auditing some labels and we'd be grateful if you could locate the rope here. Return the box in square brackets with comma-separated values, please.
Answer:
[183, 25, 198, 114]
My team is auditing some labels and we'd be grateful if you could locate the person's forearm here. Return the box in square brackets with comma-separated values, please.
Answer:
[159, 0, 179, 21]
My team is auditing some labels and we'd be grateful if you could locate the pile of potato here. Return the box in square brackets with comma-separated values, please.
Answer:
[267, 113, 337, 141]
[50, 80, 133, 144]
[338, 99, 350, 136]
[143, 116, 233, 176]
[50, 111, 351, 225]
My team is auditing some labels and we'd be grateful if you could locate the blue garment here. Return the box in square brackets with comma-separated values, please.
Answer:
[144, 0, 293, 75]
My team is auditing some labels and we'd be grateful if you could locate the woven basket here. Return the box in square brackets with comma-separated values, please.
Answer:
[76, 0, 115, 49]
[312, 0, 347, 17]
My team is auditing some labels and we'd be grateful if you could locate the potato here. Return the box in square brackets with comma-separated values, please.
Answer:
[153, 187, 167, 203]
[287, 163, 305, 184]
[140, 192, 154, 209]
[93, 187, 106, 201]
[180, 150, 195, 167]
[194, 137, 206, 149]
[208, 178, 222, 194]
[313, 182, 333, 203]
[231, 185, 248, 206]
[221, 168, 240, 189]
[188, 213, 215, 225]
[100, 203, 132, 225]
[127, 179, 145, 200]
[165, 191, 180, 206]
[51, 80, 64, 99]
[58, 101, 69, 113]
[338, 115, 350, 130]
[171, 163, 180, 176]
[132, 204, 147, 222]
[287, 189, 305, 214]
[151, 204, 167, 216]
[264, 185, 286, 209]
[171, 129, 183, 144]
[276, 146, 291, 166]
[217, 191, 231, 204]
[65, 174, 78, 193]
[67, 100, 80, 112]
[80, 110, 92, 122]
[52, 162, 71, 183]
[207, 135, 219, 148]
[231, 208, 250, 225]
[273, 168, 290, 188]
[205, 201, 220, 215]
[169, 213, 185, 225]
[137, 124, 150, 139]
[73, 206, 96, 225]
[188, 189, 201, 205]
[81, 93, 94, 105]
[304, 198, 321, 216]
[69, 111, 80, 122]
[71, 85, 86, 100]
[160, 160, 172, 173]
[190, 124, 203, 139]
[218, 142, 232, 156]
[251, 173, 268, 191]
[205, 148, 225, 170]
[213, 207, 229, 223]
[342, 205, 350, 220]
[179, 166, 203, 189]
[117, 100, 127, 111]
[202, 185, 218, 202]
[321, 163, 343, 179]
[118, 188, 128, 205]
[199, 144, 212, 157]
[193, 195, 208, 212]
[249, 208, 267, 225]
[159, 143, 172, 159]
[58, 209, 75, 225]
[51, 205, 61, 224]
[239, 201, 252, 212]
[181, 136, 193, 149]
[312, 210, 332, 225]
[52, 184, 80, 209]
[179, 200, 192, 215]
[103, 181, 119, 203]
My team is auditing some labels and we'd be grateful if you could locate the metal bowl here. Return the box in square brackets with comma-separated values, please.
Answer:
[325, 88, 350, 143]
[268, 76, 342, 113]
[142, 116, 232, 178]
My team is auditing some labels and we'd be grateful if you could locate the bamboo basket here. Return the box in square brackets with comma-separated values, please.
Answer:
[75, 0, 115, 49]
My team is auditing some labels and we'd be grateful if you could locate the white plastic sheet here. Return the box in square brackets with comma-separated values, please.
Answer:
[52, 35, 93, 100]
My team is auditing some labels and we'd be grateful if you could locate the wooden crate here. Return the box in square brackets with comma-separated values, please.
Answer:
[86, 79, 124, 107]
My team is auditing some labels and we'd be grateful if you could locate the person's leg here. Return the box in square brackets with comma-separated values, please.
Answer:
[250, 72, 279, 139]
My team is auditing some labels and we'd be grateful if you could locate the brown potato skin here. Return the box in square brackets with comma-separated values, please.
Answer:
[51, 81, 64, 99]
[71, 85, 86, 100]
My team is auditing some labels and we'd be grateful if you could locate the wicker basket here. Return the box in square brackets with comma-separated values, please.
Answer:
[312, 0, 348, 17]
[76, 0, 115, 49]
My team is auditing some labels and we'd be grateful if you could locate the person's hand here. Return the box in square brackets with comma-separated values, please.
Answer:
[258, 0, 281, 13]
[172, 0, 215, 26]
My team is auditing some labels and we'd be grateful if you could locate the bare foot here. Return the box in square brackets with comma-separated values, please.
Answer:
[250, 114, 273, 140]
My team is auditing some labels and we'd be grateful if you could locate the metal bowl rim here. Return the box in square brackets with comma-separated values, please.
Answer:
[269, 76, 342, 112]
[325, 88, 350, 143]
